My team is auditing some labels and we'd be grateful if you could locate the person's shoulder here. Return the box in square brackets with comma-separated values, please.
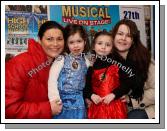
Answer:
[63, 53, 69, 59]
[5, 52, 33, 74]
[7, 51, 30, 65]
[55, 55, 65, 61]
[148, 58, 155, 72]
[6, 39, 43, 67]
[84, 55, 91, 67]
[150, 58, 155, 65]
[51, 54, 65, 67]
[27, 39, 43, 55]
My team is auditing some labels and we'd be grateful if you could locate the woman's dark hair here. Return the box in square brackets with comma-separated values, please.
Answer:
[64, 24, 90, 53]
[38, 21, 64, 40]
[91, 30, 113, 50]
[112, 19, 151, 100]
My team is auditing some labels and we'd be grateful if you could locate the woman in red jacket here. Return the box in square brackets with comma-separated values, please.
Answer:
[5, 21, 65, 118]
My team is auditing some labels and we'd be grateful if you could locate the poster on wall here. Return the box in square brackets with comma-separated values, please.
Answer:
[32, 5, 48, 39]
[50, 5, 120, 43]
[5, 7, 31, 56]
[50, 5, 120, 29]
[5, 5, 48, 59]
[5, 5, 147, 58]
[5, 5, 147, 57]
[119, 5, 147, 47]
[50, 5, 147, 47]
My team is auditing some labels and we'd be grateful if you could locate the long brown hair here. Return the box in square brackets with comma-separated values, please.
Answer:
[112, 19, 151, 82]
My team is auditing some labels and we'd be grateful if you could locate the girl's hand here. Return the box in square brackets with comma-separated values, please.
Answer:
[91, 94, 103, 104]
[50, 99, 63, 115]
[85, 98, 93, 108]
[103, 93, 115, 105]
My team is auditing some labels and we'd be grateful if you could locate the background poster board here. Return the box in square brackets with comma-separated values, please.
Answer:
[5, 5, 48, 58]
[50, 5, 120, 43]
[5, 5, 150, 59]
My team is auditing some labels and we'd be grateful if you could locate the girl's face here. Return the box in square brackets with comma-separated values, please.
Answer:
[67, 32, 85, 56]
[40, 28, 64, 59]
[94, 35, 113, 56]
[114, 24, 133, 53]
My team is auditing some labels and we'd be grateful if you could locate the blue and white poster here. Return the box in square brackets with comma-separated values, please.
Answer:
[5, 5, 48, 55]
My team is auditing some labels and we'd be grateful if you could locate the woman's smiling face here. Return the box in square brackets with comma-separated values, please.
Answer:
[40, 28, 64, 59]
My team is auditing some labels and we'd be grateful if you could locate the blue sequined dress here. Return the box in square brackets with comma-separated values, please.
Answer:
[53, 54, 87, 119]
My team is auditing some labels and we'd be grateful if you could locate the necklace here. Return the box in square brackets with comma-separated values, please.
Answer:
[70, 54, 81, 71]
[71, 59, 79, 70]
[99, 66, 109, 81]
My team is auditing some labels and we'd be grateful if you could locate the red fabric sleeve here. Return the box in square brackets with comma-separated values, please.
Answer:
[5, 56, 52, 119]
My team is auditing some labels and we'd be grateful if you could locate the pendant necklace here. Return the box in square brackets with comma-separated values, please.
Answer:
[70, 54, 80, 71]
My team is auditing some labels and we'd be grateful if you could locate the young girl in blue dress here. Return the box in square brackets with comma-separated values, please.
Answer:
[48, 24, 90, 119]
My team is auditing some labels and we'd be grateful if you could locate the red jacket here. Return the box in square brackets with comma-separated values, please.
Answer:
[5, 39, 52, 118]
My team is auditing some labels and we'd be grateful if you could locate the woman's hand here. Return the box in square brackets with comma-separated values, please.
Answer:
[103, 93, 115, 105]
[50, 99, 63, 116]
[91, 94, 103, 104]
[120, 95, 127, 102]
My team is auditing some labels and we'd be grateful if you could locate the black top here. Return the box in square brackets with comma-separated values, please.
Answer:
[83, 52, 144, 101]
